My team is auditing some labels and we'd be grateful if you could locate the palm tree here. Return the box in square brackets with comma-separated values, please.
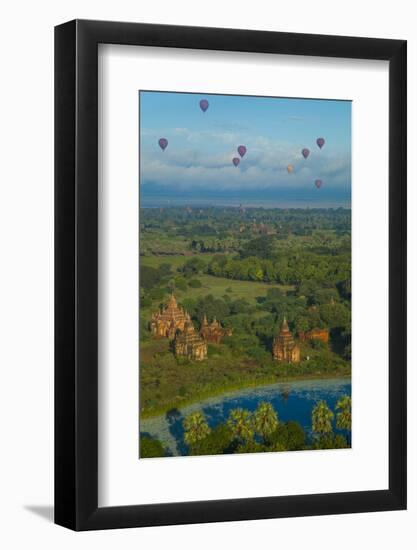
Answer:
[312, 400, 334, 435]
[253, 402, 279, 441]
[336, 395, 352, 431]
[227, 408, 254, 442]
[183, 411, 211, 446]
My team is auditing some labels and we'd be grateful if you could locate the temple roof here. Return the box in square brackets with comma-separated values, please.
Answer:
[275, 317, 296, 347]
[167, 293, 178, 309]
[153, 294, 187, 323]
[176, 321, 206, 346]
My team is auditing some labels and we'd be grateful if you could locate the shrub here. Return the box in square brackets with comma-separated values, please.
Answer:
[190, 425, 234, 456]
[267, 421, 306, 451]
[310, 339, 327, 351]
[149, 287, 166, 301]
[140, 435, 166, 458]
[247, 346, 271, 363]
[178, 385, 187, 397]
[140, 296, 152, 308]
[311, 433, 349, 450]
[188, 278, 202, 288]
[174, 277, 188, 291]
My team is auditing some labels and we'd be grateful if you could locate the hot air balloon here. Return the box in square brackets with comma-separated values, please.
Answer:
[232, 157, 240, 167]
[199, 99, 209, 112]
[302, 148, 310, 159]
[316, 137, 325, 149]
[158, 138, 168, 151]
[287, 164, 294, 174]
[237, 145, 247, 158]
[315, 179, 323, 189]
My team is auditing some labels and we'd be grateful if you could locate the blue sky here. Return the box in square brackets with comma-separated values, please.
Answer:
[139, 91, 351, 208]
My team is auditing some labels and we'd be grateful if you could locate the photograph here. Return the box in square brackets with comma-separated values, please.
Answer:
[139, 91, 352, 458]
[0, 0, 410, 543]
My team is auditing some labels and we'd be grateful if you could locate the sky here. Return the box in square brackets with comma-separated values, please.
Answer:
[139, 91, 351, 208]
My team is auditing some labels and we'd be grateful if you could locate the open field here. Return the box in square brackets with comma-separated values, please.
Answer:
[179, 274, 292, 302]
[141, 254, 293, 306]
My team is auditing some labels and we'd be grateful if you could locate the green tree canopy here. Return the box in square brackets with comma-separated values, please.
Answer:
[140, 435, 166, 458]
[312, 400, 334, 435]
[336, 395, 352, 431]
[240, 235, 275, 260]
[227, 408, 254, 442]
[253, 402, 279, 440]
[183, 412, 211, 446]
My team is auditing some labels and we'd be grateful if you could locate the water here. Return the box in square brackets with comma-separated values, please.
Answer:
[140, 377, 351, 457]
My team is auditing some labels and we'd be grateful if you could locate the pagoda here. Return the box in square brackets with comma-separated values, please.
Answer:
[272, 317, 301, 363]
[149, 294, 190, 339]
[200, 315, 232, 344]
[174, 321, 208, 361]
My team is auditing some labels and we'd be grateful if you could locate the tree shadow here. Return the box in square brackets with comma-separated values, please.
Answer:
[258, 333, 273, 352]
[24, 505, 54, 523]
[329, 328, 348, 355]
[280, 386, 291, 402]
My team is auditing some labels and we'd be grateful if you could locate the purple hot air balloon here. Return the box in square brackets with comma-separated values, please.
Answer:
[232, 157, 240, 167]
[316, 137, 325, 149]
[158, 138, 168, 151]
[237, 145, 247, 158]
[199, 99, 209, 112]
[315, 179, 323, 189]
[302, 148, 310, 159]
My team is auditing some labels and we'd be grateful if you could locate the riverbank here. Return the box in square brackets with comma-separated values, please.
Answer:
[140, 377, 352, 457]
[140, 370, 351, 419]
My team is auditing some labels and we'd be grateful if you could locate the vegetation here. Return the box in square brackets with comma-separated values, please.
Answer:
[336, 395, 352, 431]
[227, 408, 254, 443]
[141, 397, 351, 458]
[140, 336, 350, 417]
[140, 206, 352, 436]
[140, 434, 167, 458]
[253, 402, 279, 440]
[183, 412, 211, 445]
[312, 400, 334, 435]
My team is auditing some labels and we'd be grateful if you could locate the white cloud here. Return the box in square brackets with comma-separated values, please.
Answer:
[140, 128, 351, 192]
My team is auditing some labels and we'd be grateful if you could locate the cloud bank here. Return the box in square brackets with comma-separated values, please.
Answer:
[140, 127, 351, 202]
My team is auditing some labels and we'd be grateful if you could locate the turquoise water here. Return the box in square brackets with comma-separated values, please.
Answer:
[140, 377, 351, 457]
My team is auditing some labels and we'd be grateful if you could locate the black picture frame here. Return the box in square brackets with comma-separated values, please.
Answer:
[55, 19, 407, 531]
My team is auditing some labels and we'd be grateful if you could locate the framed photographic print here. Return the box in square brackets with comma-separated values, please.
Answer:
[55, 20, 407, 530]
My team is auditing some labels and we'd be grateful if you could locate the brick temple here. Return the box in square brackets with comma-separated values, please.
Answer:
[298, 328, 329, 344]
[200, 315, 232, 344]
[150, 294, 233, 361]
[174, 321, 208, 361]
[272, 317, 301, 363]
[149, 294, 190, 339]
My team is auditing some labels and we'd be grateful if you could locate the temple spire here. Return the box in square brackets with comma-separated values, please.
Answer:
[273, 316, 300, 363]
[168, 292, 177, 308]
